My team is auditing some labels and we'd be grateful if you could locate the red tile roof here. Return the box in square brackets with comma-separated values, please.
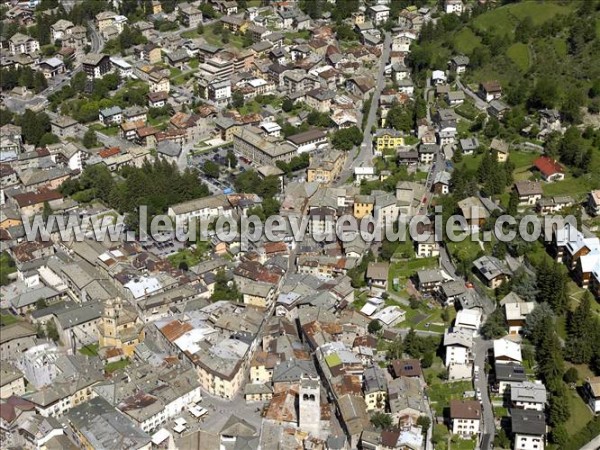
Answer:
[99, 147, 121, 158]
[534, 156, 563, 177]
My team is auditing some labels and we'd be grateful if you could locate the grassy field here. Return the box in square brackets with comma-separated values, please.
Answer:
[541, 174, 596, 199]
[453, 27, 481, 54]
[563, 387, 593, 438]
[427, 380, 474, 416]
[506, 43, 530, 72]
[203, 24, 245, 49]
[474, 1, 575, 35]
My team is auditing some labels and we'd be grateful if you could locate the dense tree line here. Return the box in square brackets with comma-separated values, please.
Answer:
[331, 126, 362, 151]
[276, 153, 309, 174]
[0, 67, 47, 93]
[524, 304, 571, 433]
[477, 150, 514, 196]
[233, 170, 280, 199]
[535, 257, 569, 315]
[564, 292, 600, 371]
[61, 160, 210, 232]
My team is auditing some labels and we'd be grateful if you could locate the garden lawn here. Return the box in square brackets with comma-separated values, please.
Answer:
[563, 387, 593, 438]
[167, 246, 207, 269]
[509, 149, 538, 181]
[105, 359, 130, 373]
[427, 380, 473, 416]
[451, 439, 477, 450]
[388, 257, 437, 294]
[541, 174, 596, 200]
[506, 43, 530, 72]
[0, 314, 19, 326]
[79, 343, 99, 357]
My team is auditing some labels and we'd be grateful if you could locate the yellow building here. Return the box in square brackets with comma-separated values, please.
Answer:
[151, 0, 162, 14]
[353, 195, 374, 219]
[353, 11, 365, 25]
[95, 11, 116, 32]
[97, 297, 144, 358]
[375, 129, 404, 153]
[307, 150, 347, 184]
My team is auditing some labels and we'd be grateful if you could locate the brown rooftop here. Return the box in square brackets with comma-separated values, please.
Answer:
[450, 399, 481, 420]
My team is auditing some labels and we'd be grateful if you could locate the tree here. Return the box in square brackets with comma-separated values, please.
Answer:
[39, 133, 60, 146]
[282, 98, 294, 112]
[370, 412, 393, 430]
[524, 302, 555, 346]
[368, 319, 382, 334]
[203, 160, 220, 178]
[550, 424, 569, 448]
[528, 77, 558, 110]
[548, 391, 570, 426]
[483, 116, 500, 138]
[387, 102, 414, 132]
[46, 319, 59, 342]
[416, 415, 431, 431]
[496, 428, 511, 448]
[211, 270, 241, 301]
[226, 149, 237, 169]
[178, 261, 189, 271]
[409, 296, 420, 310]
[331, 126, 362, 151]
[421, 352, 434, 368]
[480, 308, 507, 339]
[36, 298, 48, 310]
[19, 110, 51, 146]
[33, 71, 48, 93]
[42, 201, 53, 221]
[83, 128, 98, 149]
[563, 367, 578, 384]
[565, 291, 596, 364]
[335, 23, 357, 41]
[386, 338, 403, 360]
[231, 90, 244, 109]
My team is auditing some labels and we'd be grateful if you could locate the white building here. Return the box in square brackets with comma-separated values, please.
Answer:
[110, 57, 133, 78]
[368, 5, 390, 25]
[511, 381, 547, 412]
[454, 309, 482, 333]
[445, 0, 464, 15]
[494, 338, 522, 365]
[443, 328, 473, 367]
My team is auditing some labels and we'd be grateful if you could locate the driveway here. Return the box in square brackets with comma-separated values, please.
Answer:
[456, 77, 488, 111]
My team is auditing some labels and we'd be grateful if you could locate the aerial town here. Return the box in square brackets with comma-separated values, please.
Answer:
[0, 0, 599, 449]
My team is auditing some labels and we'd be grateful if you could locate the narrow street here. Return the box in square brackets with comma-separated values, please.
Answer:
[474, 338, 494, 450]
[335, 31, 392, 186]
